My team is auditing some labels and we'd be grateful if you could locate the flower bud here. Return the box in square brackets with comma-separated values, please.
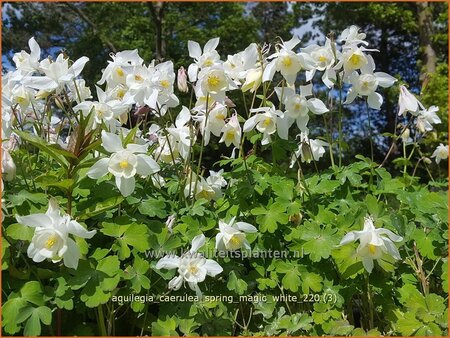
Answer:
[400, 128, 410, 141]
[241, 68, 262, 93]
[177, 66, 189, 93]
[423, 157, 432, 164]
[1, 149, 16, 181]
[166, 214, 176, 234]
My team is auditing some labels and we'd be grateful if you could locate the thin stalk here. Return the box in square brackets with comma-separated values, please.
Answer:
[337, 77, 343, 167]
[97, 304, 107, 336]
[365, 273, 374, 330]
[366, 102, 374, 163]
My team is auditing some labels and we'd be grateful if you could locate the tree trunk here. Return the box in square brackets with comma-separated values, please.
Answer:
[148, 2, 166, 61]
[417, 2, 437, 83]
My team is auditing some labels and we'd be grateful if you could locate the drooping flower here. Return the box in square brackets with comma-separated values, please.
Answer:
[416, 106, 441, 133]
[243, 107, 284, 145]
[15, 198, 96, 269]
[398, 85, 424, 116]
[87, 131, 160, 196]
[156, 234, 223, 296]
[205, 169, 228, 200]
[431, 143, 448, 164]
[290, 132, 328, 166]
[220, 114, 242, 148]
[339, 216, 403, 273]
[215, 217, 257, 251]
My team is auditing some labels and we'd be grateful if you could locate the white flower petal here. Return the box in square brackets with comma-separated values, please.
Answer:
[136, 154, 160, 176]
[101, 131, 124, 153]
[204, 37, 220, 53]
[235, 222, 257, 233]
[190, 234, 206, 253]
[156, 255, 180, 270]
[16, 214, 52, 228]
[188, 40, 202, 59]
[115, 176, 135, 197]
[168, 275, 183, 290]
[66, 220, 96, 239]
[367, 92, 383, 110]
[204, 259, 223, 277]
[361, 256, 374, 273]
[87, 158, 109, 179]
[339, 231, 359, 246]
[63, 238, 80, 269]
[307, 98, 329, 115]
[375, 72, 397, 88]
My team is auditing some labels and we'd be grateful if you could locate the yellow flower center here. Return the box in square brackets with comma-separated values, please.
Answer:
[318, 56, 327, 62]
[197, 189, 211, 200]
[16, 97, 27, 104]
[294, 103, 302, 110]
[262, 118, 272, 127]
[134, 74, 143, 82]
[368, 244, 377, 255]
[204, 59, 214, 67]
[207, 75, 221, 88]
[116, 67, 124, 77]
[160, 80, 170, 88]
[188, 265, 199, 274]
[230, 235, 242, 246]
[216, 113, 226, 120]
[45, 234, 59, 249]
[226, 130, 235, 140]
[116, 88, 126, 99]
[349, 54, 363, 67]
[282, 56, 292, 67]
[119, 160, 129, 169]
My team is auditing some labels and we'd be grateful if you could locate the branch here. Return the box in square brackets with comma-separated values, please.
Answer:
[65, 3, 117, 53]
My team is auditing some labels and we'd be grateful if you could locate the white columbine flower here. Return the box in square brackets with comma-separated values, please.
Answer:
[198, 65, 236, 102]
[23, 53, 89, 93]
[15, 198, 96, 269]
[344, 69, 397, 110]
[416, 106, 441, 133]
[243, 107, 284, 145]
[156, 234, 223, 296]
[398, 85, 424, 116]
[302, 38, 337, 88]
[263, 36, 315, 85]
[339, 216, 403, 273]
[87, 131, 160, 196]
[206, 169, 228, 200]
[431, 143, 448, 164]
[290, 132, 328, 166]
[13, 37, 41, 73]
[215, 217, 257, 251]
[220, 114, 242, 148]
[275, 85, 329, 135]
[187, 38, 221, 82]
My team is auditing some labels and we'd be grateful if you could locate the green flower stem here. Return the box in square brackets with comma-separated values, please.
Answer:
[364, 273, 374, 330]
[337, 75, 344, 167]
[97, 304, 107, 336]
[323, 114, 336, 170]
